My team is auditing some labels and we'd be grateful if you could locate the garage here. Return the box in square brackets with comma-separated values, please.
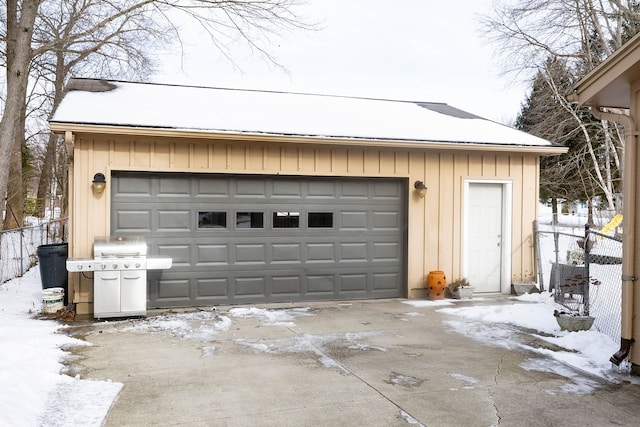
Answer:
[111, 172, 407, 307]
[51, 78, 566, 315]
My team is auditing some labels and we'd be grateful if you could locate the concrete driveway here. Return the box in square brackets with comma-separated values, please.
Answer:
[67, 298, 640, 426]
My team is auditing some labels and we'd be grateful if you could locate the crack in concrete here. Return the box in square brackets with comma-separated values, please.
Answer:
[348, 368, 426, 427]
[488, 352, 507, 425]
[282, 325, 427, 426]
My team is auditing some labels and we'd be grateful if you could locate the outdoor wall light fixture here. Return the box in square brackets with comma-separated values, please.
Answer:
[92, 173, 106, 195]
[414, 180, 428, 198]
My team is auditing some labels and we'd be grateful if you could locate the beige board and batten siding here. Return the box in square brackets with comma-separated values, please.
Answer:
[67, 132, 539, 313]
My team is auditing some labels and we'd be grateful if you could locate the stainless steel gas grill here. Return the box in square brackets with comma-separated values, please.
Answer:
[66, 236, 172, 319]
[92, 236, 147, 319]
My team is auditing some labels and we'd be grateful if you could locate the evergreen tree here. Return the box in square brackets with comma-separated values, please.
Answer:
[515, 57, 620, 224]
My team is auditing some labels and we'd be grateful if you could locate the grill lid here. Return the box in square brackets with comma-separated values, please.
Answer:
[93, 236, 147, 258]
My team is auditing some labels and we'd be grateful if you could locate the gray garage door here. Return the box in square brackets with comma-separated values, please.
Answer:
[111, 172, 406, 308]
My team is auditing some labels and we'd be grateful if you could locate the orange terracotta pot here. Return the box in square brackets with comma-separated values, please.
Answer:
[426, 271, 446, 300]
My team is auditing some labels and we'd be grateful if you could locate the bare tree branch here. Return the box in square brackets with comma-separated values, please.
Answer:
[0, 0, 313, 226]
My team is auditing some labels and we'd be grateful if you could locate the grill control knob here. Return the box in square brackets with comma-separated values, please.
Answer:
[112, 264, 118, 269]
[77, 265, 83, 270]
[124, 263, 130, 269]
[135, 263, 141, 268]
[101, 264, 107, 270]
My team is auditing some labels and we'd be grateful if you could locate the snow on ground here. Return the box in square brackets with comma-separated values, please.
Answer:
[0, 268, 121, 427]
[114, 308, 232, 342]
[430, 292, 636, 391]
[534, 208, 624, 345]
[229, 306, 315, 326]
[1, 265, 638, 426]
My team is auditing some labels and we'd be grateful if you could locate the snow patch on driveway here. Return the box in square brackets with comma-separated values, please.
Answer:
[437, 296, 630, 394]
[112, 310, 233, 342]
[236, 331, 384, 374]
[228, 306, 315, 326]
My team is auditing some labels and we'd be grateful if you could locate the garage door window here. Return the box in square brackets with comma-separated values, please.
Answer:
[273, 211, 299, 228]
[308, 212, 333, 228]
[236, 212, 264, 229]
[198, 211, 226, 229]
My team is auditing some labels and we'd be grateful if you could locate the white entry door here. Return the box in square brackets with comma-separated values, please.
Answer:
[466, 183, 507, 293]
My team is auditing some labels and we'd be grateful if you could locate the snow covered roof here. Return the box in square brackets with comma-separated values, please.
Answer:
[50, 78, 564, 152]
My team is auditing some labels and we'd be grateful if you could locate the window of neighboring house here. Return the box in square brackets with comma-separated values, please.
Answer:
[273, 211, 300, 228]
[198, 211, 227, 229]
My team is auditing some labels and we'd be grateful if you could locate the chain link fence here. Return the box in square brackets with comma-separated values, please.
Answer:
[535, 220, 622, 343]
[0, 217, 68, 284]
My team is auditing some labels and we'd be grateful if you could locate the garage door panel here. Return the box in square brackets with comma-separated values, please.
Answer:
[373, 211, 402, 229]
[196, 244, 229, 266]
[271, 243, 302, 263]
[307, 275, 335, 294]
[373, 272, 400, 290]
[272, 180, 303, 198]
[307, 181, 335, 198]
[196, 176, 230, 197]
[157, 244, 191, 266]
[373, 242, 400, 261]
[340, 211, 368, 229]
[340, 243, 368, 261]
[272, 275, 302, 295]
[113, 210, 152, 233]
[234, 244, 267, 264]
[157, 278, 190, 299]
[374, 183, 401, 198]
[341, 274, 367, 292]
[236, 179, 267, 197]
[306, 243, 336, 262]
[341, 182, 370, 198]
[235, 277, 266, 297]
[115, 175, 152, 196]
[158, 178, 191, 196]
[196, 278, 229, 298]
[157, 210, 191, 231]
[113, 173, 406, 307]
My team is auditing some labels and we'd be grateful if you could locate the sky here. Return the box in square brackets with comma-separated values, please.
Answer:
[0, 259, 635, 426]
[153, 0, 527, 124]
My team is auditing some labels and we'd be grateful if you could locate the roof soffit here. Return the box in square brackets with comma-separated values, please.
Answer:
[572, 32, 640, 108]
[49, 122, 568, 156]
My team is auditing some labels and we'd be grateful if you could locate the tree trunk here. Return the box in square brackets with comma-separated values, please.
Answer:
[0, 0, 41, 230]
[2, 142, 24, 229]
[3, 88, 28, 229]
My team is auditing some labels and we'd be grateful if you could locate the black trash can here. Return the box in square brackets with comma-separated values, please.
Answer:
[37, 242, 69, 305]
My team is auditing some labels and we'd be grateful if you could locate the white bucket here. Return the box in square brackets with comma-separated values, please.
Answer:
[42, 287, 65, 313]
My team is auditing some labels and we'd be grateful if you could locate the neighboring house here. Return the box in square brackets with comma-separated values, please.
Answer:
[49, 78, 566, 315]
[570, 31, 640, 372]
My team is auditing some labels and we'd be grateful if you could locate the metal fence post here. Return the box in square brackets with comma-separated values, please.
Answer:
[584, 223, 591, 315]
[534, 220, 545, 291]
[19, 227, 24, 277]
[553, 228, 560, 301]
